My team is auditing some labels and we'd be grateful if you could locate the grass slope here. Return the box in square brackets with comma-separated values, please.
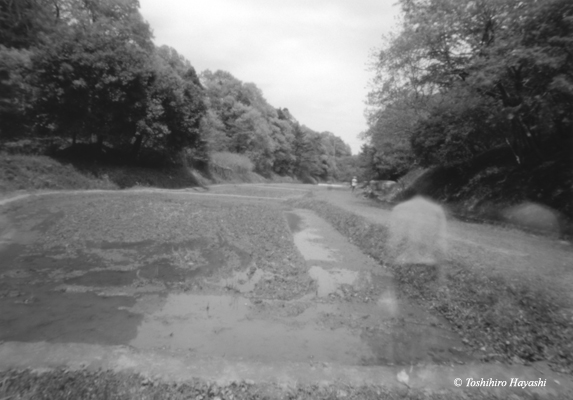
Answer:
[398, 148, 573, 235]
[0, 153, 117, 195]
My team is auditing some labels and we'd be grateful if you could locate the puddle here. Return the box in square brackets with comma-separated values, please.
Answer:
[308, 266, 358, 297]
[98, 240, 155, 250]
[218, 268, 267, 293]
[2, 234, 251, 289]
[130, 293, 372, 364]
[376, 289, 399, 316]
[0, 288, 140, 345]
[360, 321, 471, 365]
[0, 198, 476, 368]
[293, 229, 336, 261]
[126, 293, 472, 366]
[285, 212, 303, 233]
[65, 270, 137, 287]
[288, 210, 337, 262]
[0, 275, 474, 367]
[139, 264, 184, 282]
[292, 302, 339, 323]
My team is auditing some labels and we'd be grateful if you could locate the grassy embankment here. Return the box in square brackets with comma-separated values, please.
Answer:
[392, 147, 573, 236]
[291, 195, 573, 375]
[0, 153, 118, 195]
[0, 140, 300, 196]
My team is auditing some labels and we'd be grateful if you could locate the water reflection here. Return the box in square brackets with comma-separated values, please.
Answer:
[129, 293, 371, 364]
[308, 266, 358, 297]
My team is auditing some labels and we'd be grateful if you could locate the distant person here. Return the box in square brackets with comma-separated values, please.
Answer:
[351, 176, 357, 193]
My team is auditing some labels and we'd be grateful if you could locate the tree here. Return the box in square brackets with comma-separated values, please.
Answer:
[467, 0, 573, 163]
[32, 20, 153, 148]
[199, 109, 228, 152]
[410, 86, 504, 166]
[31, 0, 208, 161]
[291, 125, 325, 179]
[368, 0, 573, 170]
[200, 69, 353, 179]
[200, 70, 280, 173]
[133, 50, 206, 159]
[336, 155, 362, 183]
[0, 0, 57, 48]
[0, 46, 33, 139]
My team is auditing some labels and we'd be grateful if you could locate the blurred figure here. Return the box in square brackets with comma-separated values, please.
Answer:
[386, 196, 448, 268]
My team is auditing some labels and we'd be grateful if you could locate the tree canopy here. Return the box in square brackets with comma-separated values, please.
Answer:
[199, 70, 350, 178]
[0, 0, 353, 179]
[364, 0, 573, 178]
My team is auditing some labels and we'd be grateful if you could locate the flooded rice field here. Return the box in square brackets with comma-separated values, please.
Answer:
[0, 191, 474, 371]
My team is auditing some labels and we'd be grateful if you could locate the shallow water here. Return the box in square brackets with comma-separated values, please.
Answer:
[0, 197, 474, 368]
[289, 212, 338, 262]
[308, 266, 358, 297]
[217, 268, 267, 293]
[129, 293, 371, 364]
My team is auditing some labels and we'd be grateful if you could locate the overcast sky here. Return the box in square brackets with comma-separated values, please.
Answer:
[138, 0, 401, 155]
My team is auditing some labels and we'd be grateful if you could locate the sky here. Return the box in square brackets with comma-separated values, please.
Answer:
[138, 0, 402, 155]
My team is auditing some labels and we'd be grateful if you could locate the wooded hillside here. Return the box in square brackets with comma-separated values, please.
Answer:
[360, 0, 572, 217]
[0, 0, 352, 182]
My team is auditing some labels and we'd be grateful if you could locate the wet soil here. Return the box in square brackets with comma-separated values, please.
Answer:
[0, 190, 471, 367]
[0, 185, 570, 398]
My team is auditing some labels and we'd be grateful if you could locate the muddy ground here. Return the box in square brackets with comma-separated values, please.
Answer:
[0, 184, 571, 399]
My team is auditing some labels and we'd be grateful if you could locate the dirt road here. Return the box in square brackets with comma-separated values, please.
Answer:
[0, 184, 571, 398]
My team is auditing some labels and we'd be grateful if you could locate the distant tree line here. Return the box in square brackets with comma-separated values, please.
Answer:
[199, 70, 351, 179]
[360, 0, 572, 181]
[0, 0, 352, 180]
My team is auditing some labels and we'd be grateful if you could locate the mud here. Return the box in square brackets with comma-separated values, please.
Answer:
[308, 266, 358, 297]
[129, 293, 370, 365]
[1, 192, 473, 372]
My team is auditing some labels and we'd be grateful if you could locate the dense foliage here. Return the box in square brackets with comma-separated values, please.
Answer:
[199, 70, 351, 178]
[0, 0, 352, 180]
[363, 0, 573, 180]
